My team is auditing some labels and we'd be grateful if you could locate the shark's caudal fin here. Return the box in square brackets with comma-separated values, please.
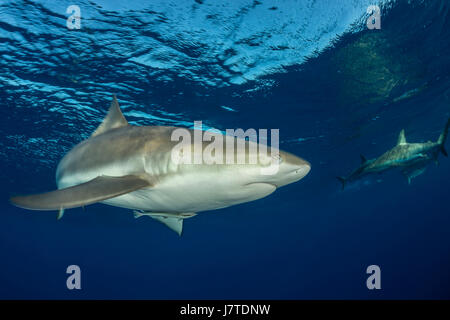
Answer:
[437, 117, 450, 157]
[10, 175, 152, 211]
[336, 176, 346, 190]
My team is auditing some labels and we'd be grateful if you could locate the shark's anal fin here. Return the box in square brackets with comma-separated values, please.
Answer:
[10, 175, 152, 211]
[397, 129, 407, 145]
[134, 211, 197, 236]
[91, 95, 129, 138]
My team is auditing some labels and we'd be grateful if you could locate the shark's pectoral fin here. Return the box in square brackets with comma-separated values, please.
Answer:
[133, 211, 197, 236]
[11, 175, 152, 211]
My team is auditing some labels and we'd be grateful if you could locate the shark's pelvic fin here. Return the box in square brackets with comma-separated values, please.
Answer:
[10, 175, 152, 211]
[154, 215, 184, 236]
[57, 208, 65, 220]
[91, 95, 129, 138]
[397, 129, 407, 145]
[134, 211, 197, 236]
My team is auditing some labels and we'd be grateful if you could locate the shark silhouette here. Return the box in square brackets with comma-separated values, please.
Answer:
[10, 95, 311, 235]
[338, 118, 450, 189]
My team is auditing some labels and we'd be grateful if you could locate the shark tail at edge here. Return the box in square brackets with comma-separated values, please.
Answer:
[437, 117, 450, 157]
[336, 176, 346, 190]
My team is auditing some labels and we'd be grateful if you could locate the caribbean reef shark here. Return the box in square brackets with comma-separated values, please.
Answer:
[337, 118, 450, 189]
[10, 96, 311, 235]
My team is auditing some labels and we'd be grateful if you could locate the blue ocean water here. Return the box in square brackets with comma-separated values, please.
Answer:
[1, 0, 450, 299]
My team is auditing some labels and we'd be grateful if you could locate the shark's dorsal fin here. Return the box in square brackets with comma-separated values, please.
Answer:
[91, 95, 129, 138]
[397, 129, 407, 145]
[360, 154, 367, 164]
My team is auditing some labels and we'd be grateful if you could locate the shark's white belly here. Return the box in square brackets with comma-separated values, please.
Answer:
[103, 171, 276, 213]
[59, 168, 276, 213]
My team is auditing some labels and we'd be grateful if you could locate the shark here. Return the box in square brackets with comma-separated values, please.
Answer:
[337, 118, 450, 189]
[10, 95, 311, 235]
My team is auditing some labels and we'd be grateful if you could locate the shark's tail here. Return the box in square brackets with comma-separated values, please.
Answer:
[336, 176, 346, 190]
[437, 117, 450, 157]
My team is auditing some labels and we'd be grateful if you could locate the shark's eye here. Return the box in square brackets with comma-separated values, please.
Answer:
[272, 153, 283, 164]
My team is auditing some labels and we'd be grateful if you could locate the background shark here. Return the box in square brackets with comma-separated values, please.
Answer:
[337, 118, 450, 189]
[10, 96, 311, 235]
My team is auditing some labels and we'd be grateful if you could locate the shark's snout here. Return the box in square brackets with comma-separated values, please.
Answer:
[293, 162, 311, 179]
[282, 151, 311, 177]
[267, 153, 311, 187]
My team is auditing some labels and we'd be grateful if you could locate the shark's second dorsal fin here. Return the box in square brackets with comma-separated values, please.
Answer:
[91, 95, 129, 138]
[397, 129, 407, 145]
